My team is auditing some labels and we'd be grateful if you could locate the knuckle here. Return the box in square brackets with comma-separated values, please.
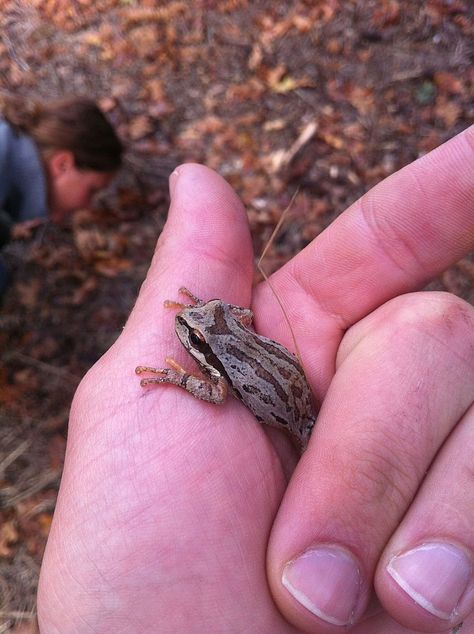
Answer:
[338, 421, 423, 528]
[340, 291, 474, 365]
[382, 292, 474, 356]
[358, 191, 426, 278]
[386, 290, 473, 325]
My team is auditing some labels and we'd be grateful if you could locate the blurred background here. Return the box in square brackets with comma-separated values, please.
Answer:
[0, 1, 473, 629]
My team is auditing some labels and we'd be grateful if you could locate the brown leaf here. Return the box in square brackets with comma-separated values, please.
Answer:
[121, 3, 187, 26]
[144, 78, 165, 102]
[326, 38, 343, 54]
[0, 520, 19, 557]
[318, 130, 344, 149]
[433, 72, 463, 95]
[94, 258, 133, 277]
[128, 115, 154, 140]
[226, 79, 265, 102]
[248, 43, 263, 70]
[292, 14, 314, 32]
[98, 96, 116, 112]
[73, 227, 106, 261]
[38, 512, 53, 537]
[265, 64, 315, 93]
[373, 0, 401, 27]
[73, 223, 128, 267]
[81, 31, 102, 47]
[129, 25, 160, 58]
[265, 63, 286, 87]
[345, 84, 375, 115]
[258, 14, 294, 48]
[435, 97, 461, 127]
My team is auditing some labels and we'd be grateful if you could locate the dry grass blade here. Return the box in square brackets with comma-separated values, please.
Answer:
[0, 469, 60, 509]
[257, 189, 304, 367]
[3, 352, 81, 385]
[0, 440, 31, 479]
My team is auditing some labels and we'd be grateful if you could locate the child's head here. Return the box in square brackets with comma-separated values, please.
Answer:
[2, 96, 123, 220]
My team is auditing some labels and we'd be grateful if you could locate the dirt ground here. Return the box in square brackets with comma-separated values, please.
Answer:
[0, 1, 473, 630]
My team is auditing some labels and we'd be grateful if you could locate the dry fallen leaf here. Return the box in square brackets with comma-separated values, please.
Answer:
[129, 25, 159, 59]
[0, 520, 19, 557]
[248, 43, 263, 70]
[373, 0, 401, 27]
[94, 257, 133, 277]
[121, 3, 187, 26]
[433, 71, 463, 95]
[345, 84, 375, 115]
[98, 96, 116, 112]
[435, 97, 461, 128]
[128, 115, 154, 140]
[318, 130, 344, 150]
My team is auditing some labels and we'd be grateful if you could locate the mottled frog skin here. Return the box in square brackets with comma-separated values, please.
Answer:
[136, 288, 317, 450]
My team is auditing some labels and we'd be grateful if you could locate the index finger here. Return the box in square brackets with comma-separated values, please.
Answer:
[254, 126, 474, 393]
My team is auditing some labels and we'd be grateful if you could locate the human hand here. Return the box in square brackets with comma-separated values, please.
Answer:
[10, 217, 46, 240]
[38, 127, 474, 633]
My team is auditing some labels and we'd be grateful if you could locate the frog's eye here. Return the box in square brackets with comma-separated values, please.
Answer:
[189, 329, 206, 348]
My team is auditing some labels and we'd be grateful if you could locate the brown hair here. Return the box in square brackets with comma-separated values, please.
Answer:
[1, 95, 123, 172]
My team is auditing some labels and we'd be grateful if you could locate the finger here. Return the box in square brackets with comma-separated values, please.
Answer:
[254, 125, 474, 393]
[267, 292, 474, 632]
[375, 402, 474, 632]
[124, 163, 254, 353]
[81, 162, 256, 449]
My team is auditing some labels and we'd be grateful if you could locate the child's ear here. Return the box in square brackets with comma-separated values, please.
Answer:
[48, 150, 75, 178]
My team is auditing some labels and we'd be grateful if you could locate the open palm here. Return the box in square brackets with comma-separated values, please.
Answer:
[38, 128, 474, 634]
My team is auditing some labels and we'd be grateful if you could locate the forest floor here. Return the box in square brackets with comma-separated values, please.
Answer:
[0, 1, 473, 630]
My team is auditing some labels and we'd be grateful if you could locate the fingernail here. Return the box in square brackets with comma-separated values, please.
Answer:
[169, 167, 180, 198]
[387, 542, 472, 619]
[282, 545, 361, 626]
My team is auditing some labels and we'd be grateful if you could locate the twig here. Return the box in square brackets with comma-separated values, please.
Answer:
[271, 120, 318, 172]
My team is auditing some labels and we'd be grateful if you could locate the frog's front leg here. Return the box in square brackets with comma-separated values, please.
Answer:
[228, 306, 253, 327]
[163, 287, 206, 311]
[135, 357, 228, 404]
